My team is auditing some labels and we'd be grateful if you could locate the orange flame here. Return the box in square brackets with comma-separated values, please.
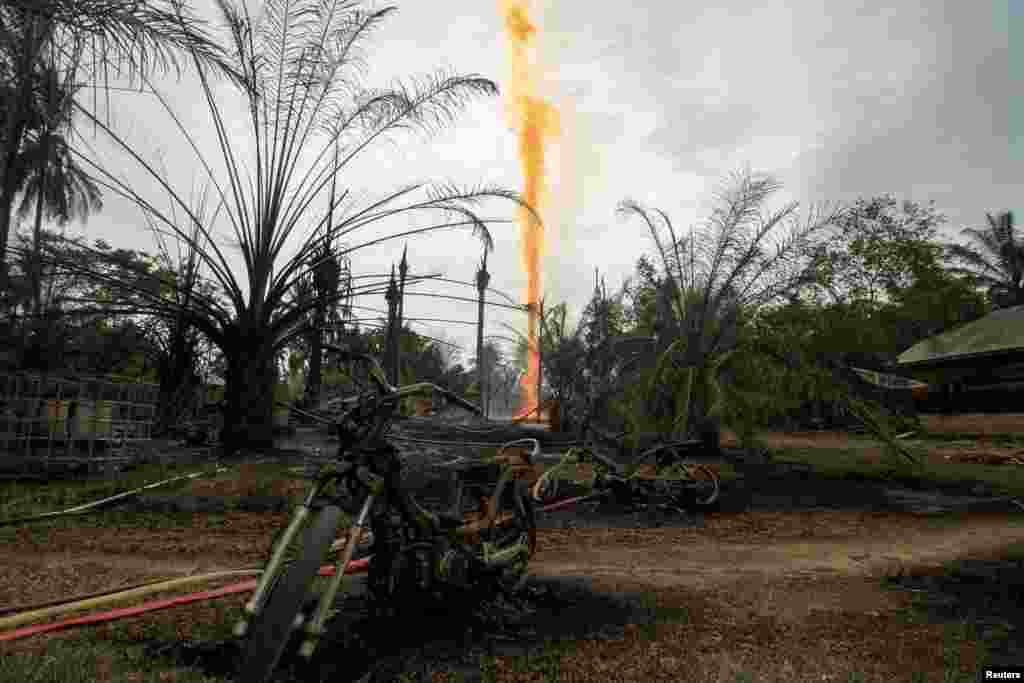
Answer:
[500, 0, 559, 420]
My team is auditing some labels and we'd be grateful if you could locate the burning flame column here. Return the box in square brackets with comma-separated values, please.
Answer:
[500, 0, 559, 420]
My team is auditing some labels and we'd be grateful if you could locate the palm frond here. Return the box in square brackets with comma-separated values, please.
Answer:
[8, 0, 244, 87]
[948, 211, 1024, 307]
[326, 71, 498, 168]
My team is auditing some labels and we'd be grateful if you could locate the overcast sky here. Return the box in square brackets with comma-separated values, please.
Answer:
[67, 0, 1017, 365]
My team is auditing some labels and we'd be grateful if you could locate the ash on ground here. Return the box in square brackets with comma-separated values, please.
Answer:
[147, 574, 655, 683]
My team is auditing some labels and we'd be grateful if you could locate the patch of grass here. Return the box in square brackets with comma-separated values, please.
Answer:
[479, 639, 575, 682]
[0, 639, 221, 682]
[770, 446, 1024, 497]
[914, 431, 1024, 446]
[0, 460, 307, 530]
[199, 461, 300, 495]
[635, 592, 690, 641]
[0, 509, 202, 546]
[0, 592, 242, 682]
[883, 542, 1024, 678]
[0, 462, 220, 521]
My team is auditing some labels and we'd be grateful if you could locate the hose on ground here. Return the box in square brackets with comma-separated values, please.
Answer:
[0, 570, 262, 631]
[0, 486, 624, 644]
[389, 434, 583, 448]
[0, 560, 371, 643]
[0, 438, 644, 644]
[0, 573, 257, 619]
[0, 466, 228, 527]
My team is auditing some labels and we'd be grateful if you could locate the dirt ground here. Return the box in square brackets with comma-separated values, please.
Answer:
[919, 413, 1024, 436]
[722, 417, 1024, 468]
[3, 422, 1024, 681]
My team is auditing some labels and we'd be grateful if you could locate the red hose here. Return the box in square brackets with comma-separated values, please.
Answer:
[0, 559, 370, 643]
[538, 492, 608, 513]
[2, 493, 599, 644]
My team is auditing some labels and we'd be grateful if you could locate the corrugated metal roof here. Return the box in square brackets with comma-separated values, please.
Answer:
[851, 367, 927, 388]
[897, 305, 1024, 366]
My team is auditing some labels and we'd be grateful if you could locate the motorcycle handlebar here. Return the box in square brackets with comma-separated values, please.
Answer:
[323, 344, 482, 416]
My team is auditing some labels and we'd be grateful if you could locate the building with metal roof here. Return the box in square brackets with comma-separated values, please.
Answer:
[897, 305, 1024, 412]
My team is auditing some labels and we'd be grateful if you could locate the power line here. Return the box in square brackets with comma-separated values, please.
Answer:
[398, 292, 529, 313]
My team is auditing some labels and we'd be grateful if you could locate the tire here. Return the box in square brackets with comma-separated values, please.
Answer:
[678, 464, 720, 508]
[238, 505, 343, 683]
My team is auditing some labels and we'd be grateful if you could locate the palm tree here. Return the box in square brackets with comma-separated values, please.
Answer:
[61, 0, 528, 454]
[307, 238, 341, 408]
[304, 156, 344, 409]
[616, 169, 841, 445]
[287, 237, 342, 412]
[0, 0, 237, 286]
[15, 63, 101, 318]
[946, 211, 1024, 309]
[142, 186, 222, 435]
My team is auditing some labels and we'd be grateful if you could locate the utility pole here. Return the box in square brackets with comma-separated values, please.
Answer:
[385, 266, 399, 386]
[537, 298, 544, 421]
[475, 250, 490, 418]
[396, 245, 408, 387]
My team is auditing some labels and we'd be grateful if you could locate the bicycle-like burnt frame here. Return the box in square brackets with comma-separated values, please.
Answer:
[233, 346, 541, 683]
[531, 431, 721, 513]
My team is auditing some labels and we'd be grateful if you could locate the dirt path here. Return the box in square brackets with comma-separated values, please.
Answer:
[4, 511, 1022, 608]
[19, 551, 247, 576]
[8, 510, 1021, 629]
[4, 504, 1023, 681]
[529, 513, 1024, 622]
[534, 514, 1024, 586]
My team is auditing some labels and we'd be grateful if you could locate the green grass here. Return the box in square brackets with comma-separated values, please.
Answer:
[914, 431, 1024, 446]
[200, 461, 300, 489]
[0, 509, 207, 548]
[0, 460, 304, 523]
[478, 640, 576, 683]
[0, 600, 237, 682]
[0, 640, 219, 682]
[769, 445, 1024, 497]
[0, 463, 209, 519]
[883, 540, 1024, 680]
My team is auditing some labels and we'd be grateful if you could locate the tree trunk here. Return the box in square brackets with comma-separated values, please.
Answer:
[220, 333, 277, 456]
[19, 184, 46, 371]
[307, 308, 324, 409]
[31, 167, 44, 318]
[156, 327, 196, 436]
[0, 135, 25, 290]
[0, 14, 51, 291]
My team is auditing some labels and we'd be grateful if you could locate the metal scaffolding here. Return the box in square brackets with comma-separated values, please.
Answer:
[0, 373, 158, 474]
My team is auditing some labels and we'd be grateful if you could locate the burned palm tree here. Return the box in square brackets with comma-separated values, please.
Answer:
[308, 239, 342, 409]
[287, 235, 341, 412]
[63, 0, 527, 455]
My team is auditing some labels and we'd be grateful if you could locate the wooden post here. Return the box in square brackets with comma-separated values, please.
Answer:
[475, 251, 490, 418]
[384, 266, 400, 386]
